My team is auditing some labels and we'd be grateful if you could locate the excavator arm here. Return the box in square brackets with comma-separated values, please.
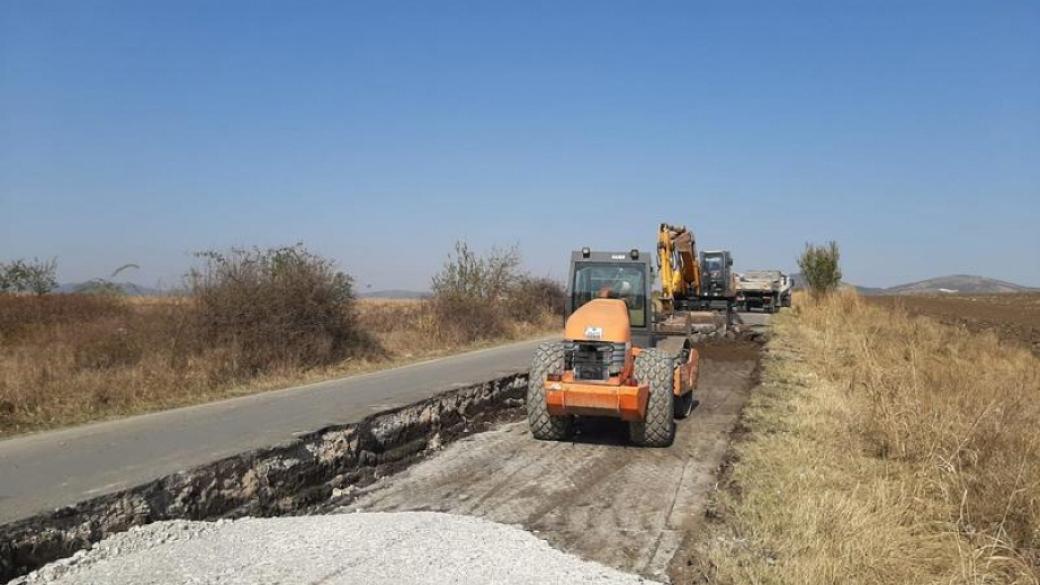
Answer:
[657, 223, 701, 306]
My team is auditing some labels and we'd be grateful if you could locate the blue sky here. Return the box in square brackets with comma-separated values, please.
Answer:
[2, 0, 1038, 291]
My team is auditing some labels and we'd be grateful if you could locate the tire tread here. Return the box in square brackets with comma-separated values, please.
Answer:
[526, 342, 572, 441]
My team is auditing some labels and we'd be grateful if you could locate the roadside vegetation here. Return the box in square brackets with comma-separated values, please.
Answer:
[0, 243, 563, 436]
[696, 291, 1040, 583]
[0, 258, 58, 295]
[796, 241, 842, 297]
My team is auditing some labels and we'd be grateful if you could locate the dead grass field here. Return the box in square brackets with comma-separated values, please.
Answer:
[0, 295, 557, 437]
[691, 292, 1040, 584]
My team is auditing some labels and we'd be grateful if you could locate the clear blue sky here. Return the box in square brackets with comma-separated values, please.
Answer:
[2, 1, 1038, 291]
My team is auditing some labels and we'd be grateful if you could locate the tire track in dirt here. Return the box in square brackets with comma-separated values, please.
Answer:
[349, 342, 759, 582]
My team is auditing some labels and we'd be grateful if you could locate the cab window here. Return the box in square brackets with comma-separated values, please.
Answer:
[571, 263, 647, 327]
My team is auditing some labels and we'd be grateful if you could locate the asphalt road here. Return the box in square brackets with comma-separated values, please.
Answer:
[0, 337, 552, 525]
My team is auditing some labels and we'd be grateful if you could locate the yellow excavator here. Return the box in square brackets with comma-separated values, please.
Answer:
[655, 223, 734, 334]
[657, 223, 702, 313]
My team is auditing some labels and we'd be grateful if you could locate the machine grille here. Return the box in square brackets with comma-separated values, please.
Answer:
[564, 341, 626, 381]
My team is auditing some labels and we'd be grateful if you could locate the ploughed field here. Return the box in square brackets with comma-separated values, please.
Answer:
[866, 292, 1040, 355]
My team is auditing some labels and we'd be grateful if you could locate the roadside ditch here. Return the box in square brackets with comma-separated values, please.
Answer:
[0, 373, 528, 582]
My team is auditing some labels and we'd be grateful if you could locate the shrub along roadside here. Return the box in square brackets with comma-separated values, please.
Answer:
[0, 243, 562, 436]
[687, 292, 1039, 584]
[429, 242, 565, 344]
[189, 245, 371, 380]
[796, 241, 842, 298]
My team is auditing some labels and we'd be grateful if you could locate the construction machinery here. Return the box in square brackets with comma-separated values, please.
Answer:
[527, 248, 700, 447]
[698, 250, 737, 311]
[656, 223, 737, 318]
[736, 270, 792, 313]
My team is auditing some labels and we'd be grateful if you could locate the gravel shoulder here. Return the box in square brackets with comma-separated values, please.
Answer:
[12, 513, 658, 585]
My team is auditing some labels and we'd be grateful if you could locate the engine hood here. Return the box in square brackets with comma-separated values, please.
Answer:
[564, 299, 631, 343]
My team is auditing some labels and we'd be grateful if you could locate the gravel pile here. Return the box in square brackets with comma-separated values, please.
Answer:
[12, 512, 659, 585]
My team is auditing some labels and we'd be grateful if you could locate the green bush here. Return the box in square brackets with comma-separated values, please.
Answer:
[797, 241, 843, 297]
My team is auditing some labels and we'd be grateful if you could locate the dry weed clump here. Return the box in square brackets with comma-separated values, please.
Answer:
[189, 245, 370, 380]
[0, 295, 207, 433]
[699, 291, 1039, 584]
[0, 244, 562, 436]
[428, 242, 564, 344]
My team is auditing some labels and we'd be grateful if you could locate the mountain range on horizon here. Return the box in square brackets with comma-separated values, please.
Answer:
[791, 274, 1037, 295]
[58, 274, 1036, 298]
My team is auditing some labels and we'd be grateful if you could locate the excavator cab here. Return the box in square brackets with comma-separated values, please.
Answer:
[699, 250, 736, 310]
[526, 248, 699, 448]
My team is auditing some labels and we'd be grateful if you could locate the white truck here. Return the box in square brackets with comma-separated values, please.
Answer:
[736, 270, 792, 313]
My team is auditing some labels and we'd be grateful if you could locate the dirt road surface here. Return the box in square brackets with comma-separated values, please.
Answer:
[349, 341, 761, 583]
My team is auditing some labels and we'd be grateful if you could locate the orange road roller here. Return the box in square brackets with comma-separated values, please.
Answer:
[527, 249, 699, 447]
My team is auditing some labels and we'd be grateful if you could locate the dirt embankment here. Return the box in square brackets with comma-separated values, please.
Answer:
[866, 292, 1040, 355]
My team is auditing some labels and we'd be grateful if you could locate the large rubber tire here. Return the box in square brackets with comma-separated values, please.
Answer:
[629, 349, 676, 447]
[526, 342, 573, 441]
[674, 390, 695, 419]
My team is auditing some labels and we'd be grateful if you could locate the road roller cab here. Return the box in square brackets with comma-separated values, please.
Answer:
[527, 249, 700, 447]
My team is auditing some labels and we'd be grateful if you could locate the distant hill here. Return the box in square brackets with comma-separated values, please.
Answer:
[791, 273, 1035, 295]
[57, 281, 163, 296]
[789, 273, 884, 295]
[357, 289, 430, 299]
[884, 275, 1035, 295]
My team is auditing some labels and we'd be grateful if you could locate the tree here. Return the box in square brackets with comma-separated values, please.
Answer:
[0, 258, 58, 295]
[797, 241, 842, 298]
[431, 241, 521, 303]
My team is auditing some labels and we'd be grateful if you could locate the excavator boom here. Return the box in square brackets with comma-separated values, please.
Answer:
[657, 223, 702, 305]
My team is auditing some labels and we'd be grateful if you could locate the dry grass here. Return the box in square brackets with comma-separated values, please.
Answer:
[0, 295, 558, 437]
[356, 297, 558, 357]
[697, 291, 1040, 584]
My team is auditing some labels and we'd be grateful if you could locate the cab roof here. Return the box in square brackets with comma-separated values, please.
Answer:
[570, 250, 652, 263]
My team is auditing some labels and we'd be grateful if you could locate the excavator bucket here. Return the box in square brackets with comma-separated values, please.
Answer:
[656, 310, 727, 337]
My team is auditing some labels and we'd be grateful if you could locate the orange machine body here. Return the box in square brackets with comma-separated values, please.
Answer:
[563, 298, 632, 344]
[545, 298, 698, 421]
